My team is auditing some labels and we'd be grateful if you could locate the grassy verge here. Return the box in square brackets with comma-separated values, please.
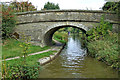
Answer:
[5, 50, 57, 66]
[87, 33, 119, 70]
[2, 39, 50, 59]
[2, 50, 57, 79]
[53, 31, 68, 44]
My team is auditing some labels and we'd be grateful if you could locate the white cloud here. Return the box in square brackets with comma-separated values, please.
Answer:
[1, 0, 106, 10]
[105, 0, 120, 2]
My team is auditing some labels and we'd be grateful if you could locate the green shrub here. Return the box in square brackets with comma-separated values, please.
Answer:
[54, 34, 62, 40]
[86, 15, 112, 41]
[53, 31, 68, 44]
[2, 63, 40, 79]
[87, 33, 119, 69]
[2, 4, 16, 39]
[10, 1, 37, 12]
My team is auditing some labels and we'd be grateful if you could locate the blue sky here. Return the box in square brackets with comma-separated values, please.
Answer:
[1, 0, 107, 10]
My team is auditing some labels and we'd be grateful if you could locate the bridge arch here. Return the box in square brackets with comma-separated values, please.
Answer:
[15, 10, 118, 47]
[44, 24, 87, 46]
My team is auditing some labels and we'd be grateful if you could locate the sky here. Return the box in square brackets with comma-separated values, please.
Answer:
[0, 0, 107, 10]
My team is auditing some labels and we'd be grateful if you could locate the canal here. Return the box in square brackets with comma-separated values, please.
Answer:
[39, 35, 118, 78]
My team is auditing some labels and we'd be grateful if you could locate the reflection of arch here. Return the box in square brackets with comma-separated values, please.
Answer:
[44, 24, 87, 46]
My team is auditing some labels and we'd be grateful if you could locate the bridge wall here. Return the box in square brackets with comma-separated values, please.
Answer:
[14, 10, 119, 47]
[15, 22, 98, 46]
[16, 10, 118, 24]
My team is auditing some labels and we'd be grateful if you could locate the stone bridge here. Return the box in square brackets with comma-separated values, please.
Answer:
[14, 10, 119, 47]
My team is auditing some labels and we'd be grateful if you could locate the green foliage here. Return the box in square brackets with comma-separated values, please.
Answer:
[18, 33, 31, 64]
[54, 34, 62, 40]
[2, 1, 37, 39]
[43, 1, 60, 10]
[79, 33, 87, 48]
[2, 33, 55, 79]
[62, 27, 81, 33]
[2, 38, 50, 59]
[2, 4, 16, 39]
[102, 2, 119, 12]
[10, 1, 37, 12]
[86, 15, 112, 41]
[102, 1, 120, 18]
[86, 5, 119, 70]
[53, 31, 68, 44]
[2, 62, 40, 79]
[2, 50, 56, 79]
[53, 37, 66, 44]
[5, 51, 55, 67]
[87, 33, 119, 69]
[73, 28, 81, 33]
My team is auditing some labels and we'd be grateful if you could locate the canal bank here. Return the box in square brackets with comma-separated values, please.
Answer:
[38, 43, 66, 65]
[86, 33, 119, 71]
[2, 42, 66, 79]
[39, 35, 118, 78]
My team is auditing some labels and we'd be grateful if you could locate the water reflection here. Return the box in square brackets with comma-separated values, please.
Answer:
[39, 35, 118, 78]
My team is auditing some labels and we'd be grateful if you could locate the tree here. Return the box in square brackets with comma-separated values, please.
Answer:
[102, 2, 120, 12]
[2, 4, 16, 39]
[102, 1, 120, 21]
[2, 1, 37, 39]
[10, 1, 37, 12]
[43, 2, 60, 10]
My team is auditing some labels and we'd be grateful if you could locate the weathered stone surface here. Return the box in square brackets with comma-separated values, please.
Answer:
[14, 10, 119, 47]
[16, 10, 118, 24]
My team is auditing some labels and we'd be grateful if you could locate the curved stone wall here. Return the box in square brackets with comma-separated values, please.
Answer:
[14, 10, 118, 47]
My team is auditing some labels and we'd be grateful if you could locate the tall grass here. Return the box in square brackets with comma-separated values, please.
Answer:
[87, 33, 119, 69]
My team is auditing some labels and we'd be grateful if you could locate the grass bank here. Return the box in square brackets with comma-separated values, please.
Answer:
[87, 33, 119, 70]
[2, 39, 50, 59]
[2, 32, 67, 79]
[53, 31, 68, 44]
[2, 38, 60, 79]
[2, 50, 57, 79]
[4, 50, 57, 66]
[2, 38, 62, 79]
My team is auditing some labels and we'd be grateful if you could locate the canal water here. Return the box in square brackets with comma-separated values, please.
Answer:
[39, 35, 118, 78]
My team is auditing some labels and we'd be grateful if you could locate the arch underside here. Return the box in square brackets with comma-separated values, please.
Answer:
[15, 10, 118, 47]
[44, 25, 87, 46]
[15, 21, 99, 47]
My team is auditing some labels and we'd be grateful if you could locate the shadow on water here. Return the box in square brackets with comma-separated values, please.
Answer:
[39, 34, 118, 78]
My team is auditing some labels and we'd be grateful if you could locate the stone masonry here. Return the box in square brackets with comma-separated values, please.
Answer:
[14, 10, 119, 47]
